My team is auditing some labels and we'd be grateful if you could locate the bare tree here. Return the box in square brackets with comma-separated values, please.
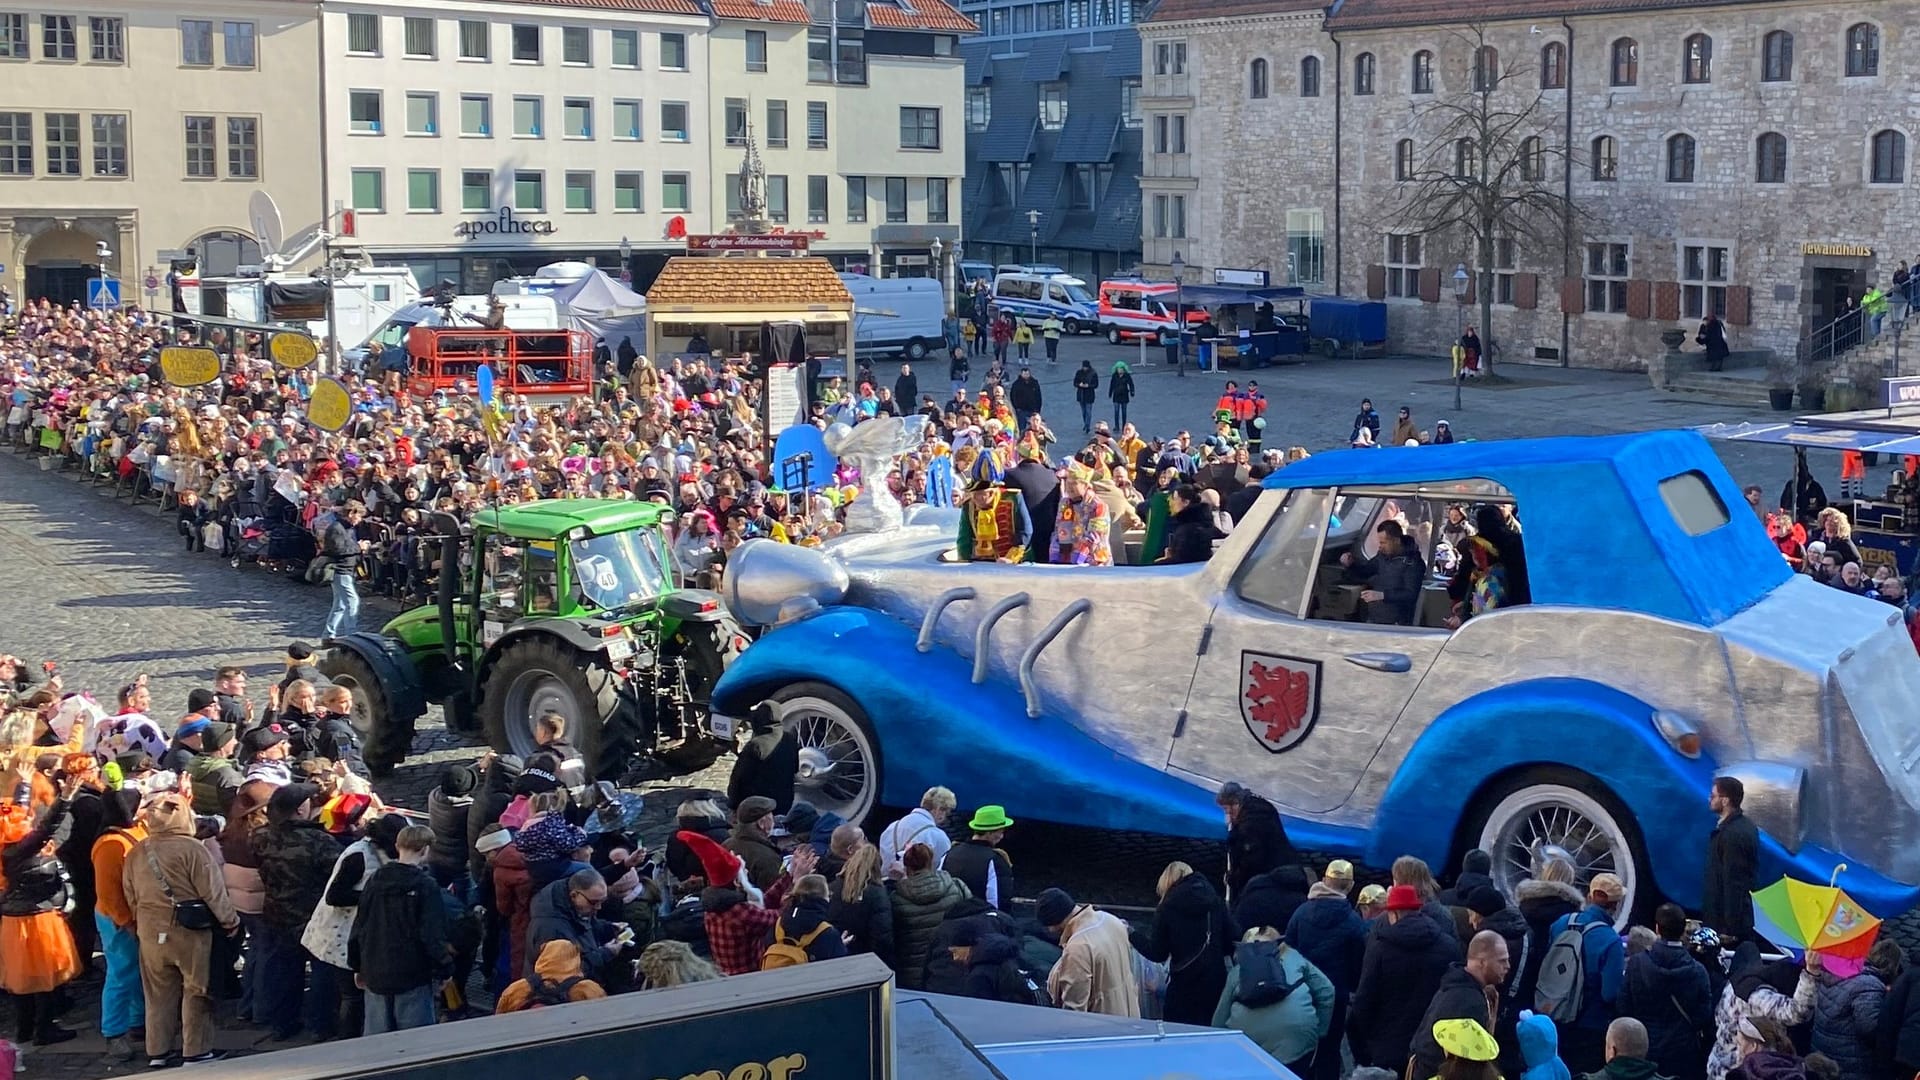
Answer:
[1386, 24, 1580, 373]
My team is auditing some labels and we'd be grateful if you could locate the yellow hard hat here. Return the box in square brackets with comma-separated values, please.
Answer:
[1432, 1018, 1499, 1062]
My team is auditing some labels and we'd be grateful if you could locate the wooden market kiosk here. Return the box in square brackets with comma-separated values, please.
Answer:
[643, 255, 854, 366]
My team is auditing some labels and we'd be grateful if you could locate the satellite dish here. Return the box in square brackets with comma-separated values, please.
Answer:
[248, 190, 286, 258]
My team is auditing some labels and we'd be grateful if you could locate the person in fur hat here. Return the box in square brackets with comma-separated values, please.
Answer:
[677, 828, 815, 975]
[955, 448, 1030, 563]
[1051, 460, 1113, 566]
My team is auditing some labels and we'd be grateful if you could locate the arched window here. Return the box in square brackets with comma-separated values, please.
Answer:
[1666, 133, 1697, 182]
[1395, 138, 1414, 180]
[1610, 37, 1638, 86]
[1847, 23, 1880, 76]
[1755, 132, 1787, 183]
[1455, 137, 1479, 178]
[1472, 45, 1498, 91]
[1591, 135, 1617, 180]
[1683, 33, 1711, 83]
[1872, 129, 1906, 183]
[1540, 42, 1566, 89]
[1300, 55, 1320, 97]
[1762, 30, 1793, 82]
[1354, 51, 1376, 95]
[1249, 58, 1269, 99]
[1519, 136, 1545, 182]
[1411, 50, 1434, 94]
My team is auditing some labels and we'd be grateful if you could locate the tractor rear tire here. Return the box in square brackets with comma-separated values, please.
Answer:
[480, 638, 622, 777]
[317, 648, 401, 778]
[656, 621, 748, 772]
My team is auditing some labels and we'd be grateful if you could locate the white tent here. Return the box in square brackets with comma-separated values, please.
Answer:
[552, 269, 647, 345]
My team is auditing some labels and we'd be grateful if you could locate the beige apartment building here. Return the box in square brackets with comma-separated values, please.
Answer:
[0, 1, 323, 307]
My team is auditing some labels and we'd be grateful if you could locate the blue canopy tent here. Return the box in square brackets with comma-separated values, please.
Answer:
[1172, 284, 1309, 368]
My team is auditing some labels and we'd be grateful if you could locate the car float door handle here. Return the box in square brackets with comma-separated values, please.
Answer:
[1344, 651, 1412, 674]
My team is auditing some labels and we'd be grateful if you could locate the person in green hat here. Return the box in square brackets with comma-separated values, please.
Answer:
[941, 806, 1016, 912]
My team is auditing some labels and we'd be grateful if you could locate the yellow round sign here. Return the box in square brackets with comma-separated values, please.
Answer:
[270, 332, 320, 370]
[306, 377, 353, 432]
[158, 346, 222, 387]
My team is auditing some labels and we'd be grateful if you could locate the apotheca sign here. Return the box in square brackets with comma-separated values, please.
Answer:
[456, 208, 557, 241]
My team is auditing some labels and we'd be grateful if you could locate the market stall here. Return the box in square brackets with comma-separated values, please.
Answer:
[642, 256, 853, 370]
[1172, 284, 1308, 368]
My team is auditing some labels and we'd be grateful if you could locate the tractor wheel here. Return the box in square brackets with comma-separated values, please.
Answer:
[656, 620, 748, 773]
[480, 638, 620, 774]
[316, 648, 400, 778]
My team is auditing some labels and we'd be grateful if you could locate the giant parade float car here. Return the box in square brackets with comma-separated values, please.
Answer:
[712, 427, 1920, 918]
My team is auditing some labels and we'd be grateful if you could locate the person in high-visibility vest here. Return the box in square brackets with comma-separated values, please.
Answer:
[1841, 449, 1867, 499]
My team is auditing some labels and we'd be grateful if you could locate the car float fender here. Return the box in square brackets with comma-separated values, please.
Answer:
[1369, 677, 1718, 908]
[711, 606, 1222, 839]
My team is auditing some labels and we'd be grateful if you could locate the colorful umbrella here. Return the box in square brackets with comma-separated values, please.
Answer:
[1750, 866, 1881, 977]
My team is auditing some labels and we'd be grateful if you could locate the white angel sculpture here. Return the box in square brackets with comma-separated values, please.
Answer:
[826, 414, 931, 534]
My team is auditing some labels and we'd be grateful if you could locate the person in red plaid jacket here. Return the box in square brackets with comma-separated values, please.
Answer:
[679, 830, 819, 975]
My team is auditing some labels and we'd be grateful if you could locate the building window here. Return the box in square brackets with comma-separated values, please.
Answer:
[223, 21, 256, 67]
[1384, 233, 1421, 297]
[1068, 164, 1096, 209]
[1666, 133, 1696, 182]
[1847, 23, 1879, 76]
[565, 170, 592, 211]
[351, 168, 385, 211]
[1585, 242, 1629, 313]
[562, 26, 590, 65]
[1455, 138, 1478, 178]
[184, 116, 216, 178]
[564, 98, 592, 139]
[661, 32, 687, 71]
[0, 112, 30, 176]
[808, 27, 830, 81]
[0, 14, 24, 60]
[90, 113, 126, 177]
[1353, 52, 1375, 95]
[89, 16, 123, 62]
[836, 27, 865, 84]
[1682, 33, 1711, 83]
[1394, 138, 1414, 180]
[1681, 244, 1729, 318]
[808, 101, 828, 148]
[1472, 45, 1497, 91]
[1591, 135, 1617, 180]
[613, 171, 643, 211]
[1152, 113, 1188, 154]
[1039, 82, 1067, 130]
[406, 92, 438, 136]
[408, 168, 439, 211]
[928, 177, 949, 223]
[1300, 56, 1320, 97]
[1411, 50, 1433, 94]
[514, 170, 544, 211]
[349, 90, 383, 134]
[747, 29, 767, 72]
[41, 13, 75, 59]
[1121, 79, 1141, 126]
[1872, 129, 1906, 183]
[459, 20, 489, 60]
[181, 20, 213, 66]
[1152, 193, 1186, 238]
[1540, 41, 1565, 88]
[756, 99, 783, 148]
[513, 96, 541, 138]
[662, 172, 690, 212]
[1286, 208, 1324, 285]
[1519, 135, 1544, 181]
[1755, 132, 1786, 183]
[1610, 37, 1637, 85]
[346, 12, 379, 56]
[403, 17, 434, 58]
[846, 176, 867, 222]
[462, 170, 491, 210]
[1486, 236, 1516, 304]
[611, 29, 638, 68]
[900, 106, 940, 149]
[1036, 1, 1065, 30]
[967, 87, 990, 132]
[725, 98, 748, 146]
[885, 176, 907, 222]
[460, 95, 491, 137]
[767, 174, 788, 222]
[808, 175, 828, 223]
[226, 117, 258, 178]
[1761, 30, 1792, 81]
[655, 101, 687, 143]
[993, 162, 1029, 205]
[511, 24, 539, 62]
[611, 100, 641, 140]
[1249, 58, 1269, 99]
[1154, 40, 1185, 75]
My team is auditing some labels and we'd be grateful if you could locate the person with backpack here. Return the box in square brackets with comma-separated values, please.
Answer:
[1213, 926, 1335, 1073]
[346, 825, 449, 1034]
[949, 918, 1042, 1005]
[764, 874, 845, 970]
[1411, 930, 1516, 1078]
[494, 940, 607, 1013]
[1542, 873, 1630, 1075]
[1287, 866, 1371, 1080]
[1516, 858, 1587, 1009]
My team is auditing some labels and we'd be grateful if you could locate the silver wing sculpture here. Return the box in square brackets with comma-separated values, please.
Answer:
[825, 414, 931, 534]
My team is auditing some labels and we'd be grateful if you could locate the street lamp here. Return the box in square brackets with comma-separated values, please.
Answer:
[618, 236, 633, 283]
[1026, 209, 1042, 266]
[94, 240, 115, 313]
[1171, 250, 1187, 379]
[1451, 263, 1470, 410]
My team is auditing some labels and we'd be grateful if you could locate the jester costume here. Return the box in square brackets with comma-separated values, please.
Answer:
[955, 448, 1031, 563]
[1051, 462, 1113, 566]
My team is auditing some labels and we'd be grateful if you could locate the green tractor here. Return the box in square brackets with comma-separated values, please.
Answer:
[318, 500, 746, 779]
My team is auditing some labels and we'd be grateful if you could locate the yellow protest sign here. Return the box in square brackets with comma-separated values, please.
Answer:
[158, 346, 222, 387]
[270, 331, 320, 370]
[306, 377, 353, 432]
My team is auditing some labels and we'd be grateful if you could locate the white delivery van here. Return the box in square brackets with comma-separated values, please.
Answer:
[841, 273, 948, 361]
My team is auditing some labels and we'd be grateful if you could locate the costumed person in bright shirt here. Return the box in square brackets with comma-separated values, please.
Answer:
[0, 767, 89, 1046]
[1051, 460, 1114, 566]
[1445, 535, 1509, 629]
[956, 450, 1032, 564]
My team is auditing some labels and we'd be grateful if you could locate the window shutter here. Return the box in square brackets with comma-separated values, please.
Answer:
[1515, 272, 1538, 310]
[1366, 264, 1386, 300]
[1559, 276, 1584, 315]
[1727, 285, 1752, 326]
[1653, 281, 1680, 322]
[1625, 279, 1652, 319]
[1418, 267, 1441, 303]
[1463, 274, 1476, 305]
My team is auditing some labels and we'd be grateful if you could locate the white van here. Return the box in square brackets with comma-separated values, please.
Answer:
[989, 270, 1098, 334]
[841, 274, 948, 361]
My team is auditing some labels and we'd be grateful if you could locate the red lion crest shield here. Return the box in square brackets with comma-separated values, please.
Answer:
[1240, 652, 1322, 753]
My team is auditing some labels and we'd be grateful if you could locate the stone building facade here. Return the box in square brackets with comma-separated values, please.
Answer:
[1139, 0, 1920, 370]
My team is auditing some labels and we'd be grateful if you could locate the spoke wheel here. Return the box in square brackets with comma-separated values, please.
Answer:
[1477, 776, 1642, 928]
[771, 683, 880, 824]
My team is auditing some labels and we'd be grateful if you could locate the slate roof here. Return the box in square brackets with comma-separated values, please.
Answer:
[1323, 0, 1785, 28]
[1146, 0, 1322, 21]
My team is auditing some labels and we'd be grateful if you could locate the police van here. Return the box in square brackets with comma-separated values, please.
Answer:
[989, 268, 1099, 334]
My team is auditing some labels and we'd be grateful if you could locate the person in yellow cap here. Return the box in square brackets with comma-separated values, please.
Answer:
[1051, 460, 1113, 566]
[1431, 1016, 1502, 1079]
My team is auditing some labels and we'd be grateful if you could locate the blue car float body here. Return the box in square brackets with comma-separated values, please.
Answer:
[711, 430, 1920, 918]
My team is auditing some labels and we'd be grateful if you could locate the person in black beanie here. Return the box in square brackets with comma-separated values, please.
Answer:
[429, 764, 477, 888]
